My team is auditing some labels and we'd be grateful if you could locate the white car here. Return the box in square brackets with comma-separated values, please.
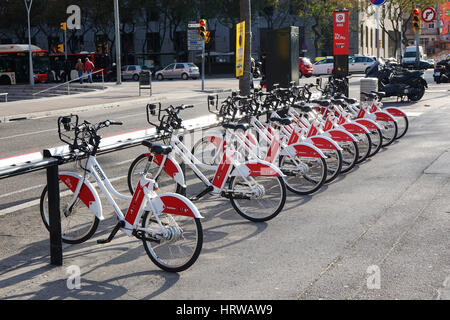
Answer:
[349, 56, 377, 74]
[121, 65, 150, 81]
[312, 57, 334, 75]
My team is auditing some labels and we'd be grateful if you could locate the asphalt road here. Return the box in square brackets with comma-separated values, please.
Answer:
[0, 72, 449, 300]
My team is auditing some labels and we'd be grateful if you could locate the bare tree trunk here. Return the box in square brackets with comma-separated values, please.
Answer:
[239, 0, 252, 96]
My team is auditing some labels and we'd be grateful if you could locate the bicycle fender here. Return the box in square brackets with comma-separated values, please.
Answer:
[341, 122, 370, 134]
[374, 111, 396, 122]
[148, 154, 186, 188]
[231, 160, 285, 177]
[59, 171, 104, 220]
[325, 129, 358, 142]
[354, 118, 382, 130]
[284, 142, 327, 158]
[151, 192, 203, 218]
[307, 135, 343, 151]
[384, 107, 407, 118]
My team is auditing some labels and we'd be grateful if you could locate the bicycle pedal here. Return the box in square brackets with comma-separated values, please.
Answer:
[97, 220, 124, 244]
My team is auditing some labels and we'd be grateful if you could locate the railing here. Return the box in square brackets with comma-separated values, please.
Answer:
[0, 93, 7, 102]
[0, 112, 219, 266]
[31, 69, 106, 98]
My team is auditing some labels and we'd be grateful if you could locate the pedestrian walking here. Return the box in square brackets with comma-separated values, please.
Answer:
[85, 57, 95, 83]
[62, 59, 71, 82]
[54, 57, 62, 82]
[75, 58, 84, 84]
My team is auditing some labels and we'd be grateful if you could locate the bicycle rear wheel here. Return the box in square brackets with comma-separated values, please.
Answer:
[379, 120, 398, 147]
[355, 132, 372, 164]
[323, 148, 343, 183]
[40, 182, 99, 244]
[228, 175, 286, 222]
[339, 140, 359, 173]
[367, 128, 382, 157]
[279, 155, 327, 195]
[141, 210, 203, 272]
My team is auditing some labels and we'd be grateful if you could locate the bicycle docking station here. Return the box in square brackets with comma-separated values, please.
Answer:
[0, 107, 223, 266]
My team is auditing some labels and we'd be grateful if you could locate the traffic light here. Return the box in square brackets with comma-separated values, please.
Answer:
[57, 44, 64, 52]
[60, 22, 67, 31]
[412, 8, 421, 34]
[199, 19, 207, 40]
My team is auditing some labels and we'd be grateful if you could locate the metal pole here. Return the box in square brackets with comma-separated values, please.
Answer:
[64, 28, 68, 60]
[376, 6, 380, 59]
[43, 150, 63, 266]
[239, 0, 252, 96]
[114, 0, 122, 84]
[201, 39, 205, 91]
[416, 5, 421, 68]
[25, 0, 34, 86]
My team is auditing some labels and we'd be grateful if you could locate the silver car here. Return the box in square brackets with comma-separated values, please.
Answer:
[155, 62, 200, 80]
[121, 65, 148, 81]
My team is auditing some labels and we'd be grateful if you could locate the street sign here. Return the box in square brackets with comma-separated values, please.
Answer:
[422, 7, 436, 23]
[188, 23, 200, 28]
[187, 27, 202, 51]
[333, 10, 349, 55]
[370, 0, 386, 5]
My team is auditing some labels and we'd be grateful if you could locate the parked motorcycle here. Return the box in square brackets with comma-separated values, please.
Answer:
[365, 60, 427, 102]
[433, 59, 450, 84]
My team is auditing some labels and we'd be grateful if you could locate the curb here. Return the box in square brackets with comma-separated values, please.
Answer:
[0, 88, 231, 123]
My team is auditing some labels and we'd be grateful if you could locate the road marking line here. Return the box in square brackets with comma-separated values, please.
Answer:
[0, 184, 45, 199]
[0, 128, 56, 140]
[0, 174, 128, 216]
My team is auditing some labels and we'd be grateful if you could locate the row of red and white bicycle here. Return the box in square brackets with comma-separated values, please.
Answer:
[38, 81, 408, 272]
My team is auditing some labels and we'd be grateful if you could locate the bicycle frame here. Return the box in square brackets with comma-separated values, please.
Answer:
[60, 154, 203, 237]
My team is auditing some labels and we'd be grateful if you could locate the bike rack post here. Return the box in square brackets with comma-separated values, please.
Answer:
[43, 149, 63, 266]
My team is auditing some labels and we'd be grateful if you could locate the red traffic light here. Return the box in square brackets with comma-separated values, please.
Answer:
[413, 8, 420, 15]
[200, 19, 206, 26]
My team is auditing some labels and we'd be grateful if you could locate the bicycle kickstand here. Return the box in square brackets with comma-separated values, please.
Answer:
[97, 220, 125, 244]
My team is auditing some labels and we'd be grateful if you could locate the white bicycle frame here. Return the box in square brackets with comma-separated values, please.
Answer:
[61, 154, 202, 238]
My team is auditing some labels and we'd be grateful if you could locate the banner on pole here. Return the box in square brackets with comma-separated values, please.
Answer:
[236, 21, 245, 77]
[333, 11, 349, 55]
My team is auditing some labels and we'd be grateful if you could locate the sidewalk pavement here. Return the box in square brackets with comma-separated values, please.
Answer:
[0, 78, 238, 123]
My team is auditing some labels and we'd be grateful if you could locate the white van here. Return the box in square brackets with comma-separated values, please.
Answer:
[402, 46, 424, 68]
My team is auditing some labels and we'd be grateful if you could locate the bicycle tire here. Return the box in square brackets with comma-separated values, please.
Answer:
[367, 128, 383, 157]
[339, 140, 359, 173]
[355, 132, 372, 164]
[141, 210, 203, 272]
[279, 155, 327, 195]
[127, 153, 183, 195]
[40, 183, 99, 244]
[324, 148, 343, 183]
[379, 120, 398, 147]
[393, 115, 408, 139]
[228, 175, 286, 222]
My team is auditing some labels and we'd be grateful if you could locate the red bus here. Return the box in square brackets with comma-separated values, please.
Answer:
[0, 44, 50, 84]
[48, 52, 110, 81]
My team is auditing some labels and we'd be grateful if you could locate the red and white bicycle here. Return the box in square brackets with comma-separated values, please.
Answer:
[40, 115, 203, 272]
[127, 103, 287, 222]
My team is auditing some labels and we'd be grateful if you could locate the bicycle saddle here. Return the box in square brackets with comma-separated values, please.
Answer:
[361, 92, 377, 100]
[269, 117, 292, 125]
[343, 97, 357, 105]
[292, 103, 312, 113]
[311, 99, 331, 107]
[371, 91, 386, 98]
[142, 140, 173, 155]
[330, 98, 346, 106]
[222, 122, 250, 131]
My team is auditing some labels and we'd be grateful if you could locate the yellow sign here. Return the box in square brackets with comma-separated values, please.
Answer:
[236, 21, 245, 77]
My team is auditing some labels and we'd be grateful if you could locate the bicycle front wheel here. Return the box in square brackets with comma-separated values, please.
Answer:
[355, 132, 372, 164]
[141, 211, 203, 272]
[127, 153, 182, 195]
[40, 182, 99, 244]
[339, 140, 359, 173]
[228, 175, 286, 222]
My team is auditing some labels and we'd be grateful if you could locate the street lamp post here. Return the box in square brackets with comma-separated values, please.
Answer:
[113, 0, 122, 85]
[24, 0, 34, 86]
